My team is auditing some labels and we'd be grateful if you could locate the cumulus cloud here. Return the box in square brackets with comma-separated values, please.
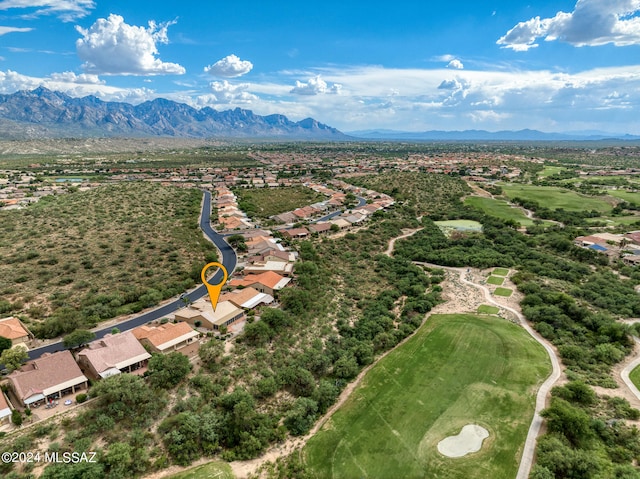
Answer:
[290, 75, 342, 95]
[204, 54, 253, 78]
[498, 0, 640, 51]
[75, 14, 185, 75]
[208, 79, 258, 103]
[0, 26, 32, 35]
[0, 68, 154, 103]
[447, 59, 464, 69]
[0, 0, 95, 21]
[48, 71, 104, 84]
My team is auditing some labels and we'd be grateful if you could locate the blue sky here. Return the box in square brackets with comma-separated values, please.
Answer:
[1, 0, 639, 133]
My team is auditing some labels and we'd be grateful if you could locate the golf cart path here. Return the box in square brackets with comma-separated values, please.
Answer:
[414, 263, 562, 479]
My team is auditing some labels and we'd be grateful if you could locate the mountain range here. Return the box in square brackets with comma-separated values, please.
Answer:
[2, 88, 639, 142]
[347, 128, 640, 141]
[0, 87, 348, 140]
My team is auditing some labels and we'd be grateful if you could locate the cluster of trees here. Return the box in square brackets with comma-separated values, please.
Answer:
[511, 197, 602, 225]
[532, 381, 640, 479]
[394, 212, 639, 385]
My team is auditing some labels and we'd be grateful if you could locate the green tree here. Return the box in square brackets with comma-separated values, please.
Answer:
[91, 373, 164, 427]
[11, 409, 22, 426]
[63, 329, 96, 349]
[103, 442, 133, 479]
[0, 345, 28, 372]
[541, 398, 593, 447]
[0, 336, 12, 354]
[147, 352, 192, 389]
[284, 397, 318, 436]
[226, 234, 247, 252]
[198, 339, 224, 372]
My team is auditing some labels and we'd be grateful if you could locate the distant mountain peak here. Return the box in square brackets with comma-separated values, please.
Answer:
[0, 88, 349, 140]
[347, 128, 640, 141]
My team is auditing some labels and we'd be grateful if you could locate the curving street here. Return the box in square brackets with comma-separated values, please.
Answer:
[26, 189, 237, 361]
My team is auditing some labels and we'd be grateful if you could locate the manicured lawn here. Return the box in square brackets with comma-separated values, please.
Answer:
[487, 276, 505, 286]
[435, 220, 483, 236]
[586, 215, 640, 226]
[630, 365, 640, 391]
[537, 166, 566, 177]
[234, 185, 325, 219]
[607, 190, 640, 205]
[492, 268, 509, 276]
[166, 462, 234, 479]
[464, 196, 539, 226]
[500, 184, 612, 213]
[303, 314, 551, 479]
[477, 305, 500, 315]
[494, 288, 513, 297]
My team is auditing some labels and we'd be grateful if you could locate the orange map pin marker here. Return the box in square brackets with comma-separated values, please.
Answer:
[201, 262, 228, 311]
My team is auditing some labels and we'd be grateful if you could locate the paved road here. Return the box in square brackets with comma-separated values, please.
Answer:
[315, 195, 366, 222]
[26, 190, 237, 361]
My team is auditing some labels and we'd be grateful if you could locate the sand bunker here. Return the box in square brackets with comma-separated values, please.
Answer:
[437, 424, 489, 458]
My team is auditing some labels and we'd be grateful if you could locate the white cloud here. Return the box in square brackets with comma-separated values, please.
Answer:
[433, 54, 456, 62]
[3, 61, 640, 134]
[290, 75, 342, 95]
[207, 80, 258, 103]
[0, 68, 154, 103]
[75, 14, 185, 75]
[48, 71, 103, 84]
[0, 0, 95, 21]
[204, 54, 253, 78]
[447, 59, 464, 69]
[0, 26, 32, 35]
[498, 0, 640, 51]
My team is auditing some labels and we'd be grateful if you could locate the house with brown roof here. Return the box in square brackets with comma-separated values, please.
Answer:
[77, 332, 151, 379]
[281, 228, 309, 239]
[272, 211, 298, 224]
[175, 300, 246, 331]
[132, 322, 200, 354]
[7, 350, 88, 407]
[219, 287, 274, 310]
[0, 316, 32, 347]
[243, 260, 294, 276]
[229, 271, 292, 297]
[308, 223, 332, 235]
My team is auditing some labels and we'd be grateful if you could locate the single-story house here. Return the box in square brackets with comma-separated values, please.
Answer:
[272, 212, 298, 224]
[175, 300, 246, 331]
[132, 322, 200, 354]
[622, 254, 640, 267]
[77, 332, 151, 379]
[308, 223, 332, 235]
[281, 228, 309, 239]
[243, 260, 294, 276]
[219, 287, 274, 310]
[329, 218, 351, 229]
[344, 213, 366, 225]
[624, 232, 640, 246]
[0, 316, 32, 346]
[230, 271, 292, 297]
[7, 350, 88, 407]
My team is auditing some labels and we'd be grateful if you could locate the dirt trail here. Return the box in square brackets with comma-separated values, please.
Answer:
[145, 232, 572, 479]
[592, 336, 640, 411]
[383, 228, 422, 256]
